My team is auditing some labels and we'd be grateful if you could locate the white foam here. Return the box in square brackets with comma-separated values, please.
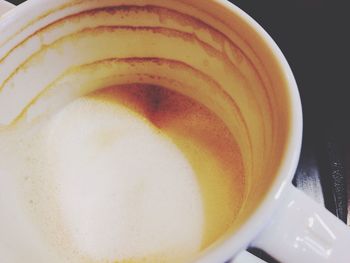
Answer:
[45, 98, 204, 262]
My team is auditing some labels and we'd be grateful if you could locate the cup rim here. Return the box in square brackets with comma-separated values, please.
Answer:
[0, 0, 303, 262]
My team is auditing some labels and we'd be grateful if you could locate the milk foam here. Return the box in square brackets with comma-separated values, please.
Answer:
[45, 97, 204, 262]
[0, 84, 245, 263]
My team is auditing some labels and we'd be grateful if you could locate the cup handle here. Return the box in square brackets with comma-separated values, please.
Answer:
[0, 0, 14, 17]
[248, 185, 350, 262]
[230, 250, 267, 263]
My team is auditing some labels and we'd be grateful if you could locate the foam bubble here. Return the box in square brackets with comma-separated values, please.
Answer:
[46, 97, 204, 262]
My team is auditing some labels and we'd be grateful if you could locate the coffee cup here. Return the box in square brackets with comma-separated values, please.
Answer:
[1, 1, 349, 262]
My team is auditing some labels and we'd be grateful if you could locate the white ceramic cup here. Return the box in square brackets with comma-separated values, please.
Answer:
[1, 1, 350, 263]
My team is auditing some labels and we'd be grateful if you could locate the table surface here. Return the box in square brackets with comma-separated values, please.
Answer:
[4, 1, 350, 262]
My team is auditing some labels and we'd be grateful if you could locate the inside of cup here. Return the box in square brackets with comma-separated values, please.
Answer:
[0, 0, 291, 259]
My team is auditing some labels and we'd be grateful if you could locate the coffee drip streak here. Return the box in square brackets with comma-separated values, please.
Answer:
[1, 27, 254, 169]
[12, 57, 248, 147]
[0, 5, 271, 152]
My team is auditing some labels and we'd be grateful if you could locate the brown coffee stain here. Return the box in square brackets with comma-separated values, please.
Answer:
[12, 57, 251, 159]
[1, 24, 247, 109]
[0, 5, 270, 166]
[0, 4, 272, 130]
[0, 0, 81, 62]
[88, 84, 245, 251]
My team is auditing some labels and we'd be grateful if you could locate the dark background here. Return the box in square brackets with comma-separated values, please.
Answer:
[6, 0, 350, 262]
